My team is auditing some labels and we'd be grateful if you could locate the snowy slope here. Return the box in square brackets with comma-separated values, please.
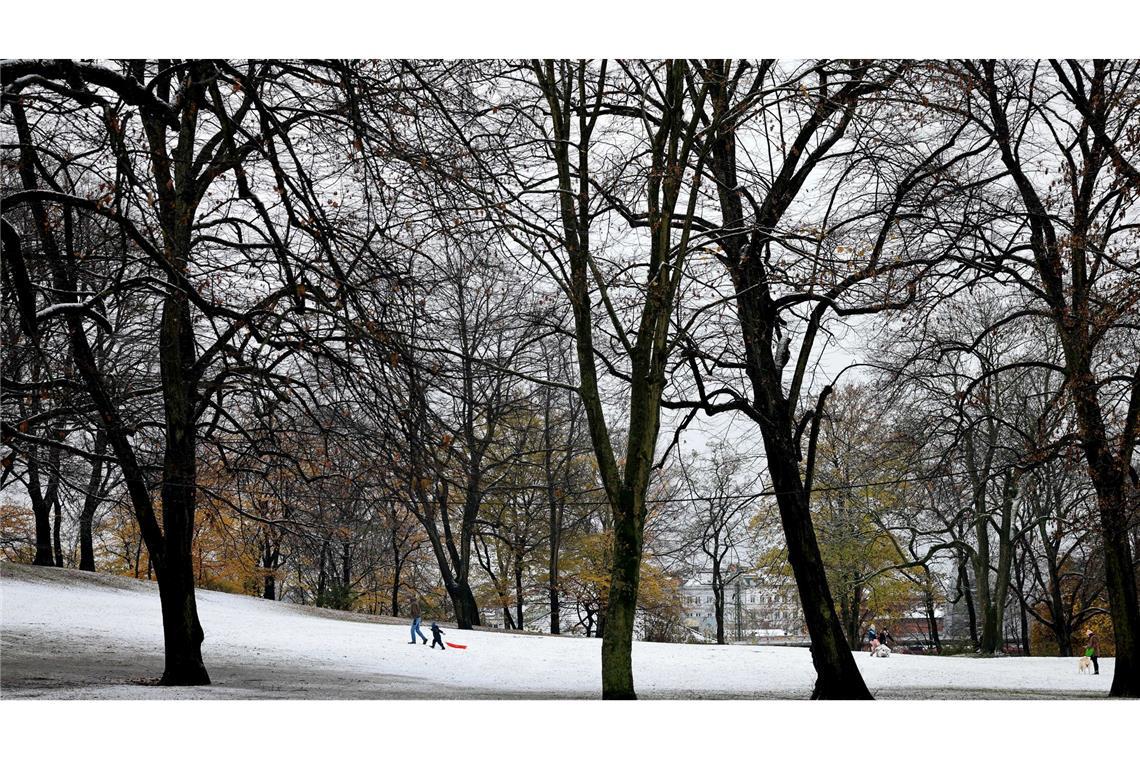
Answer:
[1, 563, 1113, 699]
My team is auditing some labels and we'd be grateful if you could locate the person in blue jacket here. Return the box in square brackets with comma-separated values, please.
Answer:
[430, 622, 447, 650]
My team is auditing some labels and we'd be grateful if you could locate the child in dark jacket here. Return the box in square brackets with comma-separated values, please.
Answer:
[430, 622, 446, 650]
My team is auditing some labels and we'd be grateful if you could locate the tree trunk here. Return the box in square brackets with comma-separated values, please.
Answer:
[713, 563, 726, 645]
[601, 492, 642, 699]
[548, 511, 562, 635]
[261, 541, 279, 600]
[973, 529, 997, 652]
[924, 585, 942, 654]
[1093, 481, 1140, 696]
[27, 455, 55, 566]
[155, 557, 209, 685]
[700, 58, 873, 699]
[448, 580, 481, 629]
[1019, 599, 1031, 656]
[955, 549, 979, 648]
[768, 450, 873, 699]
[78, 432, 107, 571]
[155, 293, 210, 686]
[8, 91, 213, 686]
[47, 429, 63, 567]
[980, 63, 1140, 694]
[390, 524, 401, 616]
[1068, 368, 1140, 695]
[842, 582, 863, 650]
[52, 492, 63, 567]
[341, 540, 351, 589]
[544, 399, 564, 636]
[317, 539, 329, 601]
[549, 574, 561, 635]
[78, 514, 96, 571]
[514, 559, 524, 630]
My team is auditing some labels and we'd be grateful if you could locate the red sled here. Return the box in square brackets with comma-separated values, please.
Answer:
[446, 642, 467, 650]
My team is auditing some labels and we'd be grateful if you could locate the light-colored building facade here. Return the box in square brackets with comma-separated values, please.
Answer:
[681, 573, 805, 641]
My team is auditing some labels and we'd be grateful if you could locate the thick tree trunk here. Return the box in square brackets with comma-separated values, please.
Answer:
[957, 554, 979, 648]
[78, 515, 96, 571]
[155, 558, 209, 685]
[973, 517, 1000, 653]
[155, 413, 209, 683]
[448, 580, 481, 629]
[1094, 484, 1140, 696]
[421, 513, 482, 628]
[27, 456, 55, 566]
[768, 450, 872, 699]
[30, 493, 54, 566]
[155, 290, 209, 686]
[601, 494, 643, 699]
[1055, 621, 1073, 657]
[1064, 357, 1140, 695]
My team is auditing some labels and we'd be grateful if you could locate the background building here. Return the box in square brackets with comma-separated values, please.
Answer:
[681, 573, 805, 642]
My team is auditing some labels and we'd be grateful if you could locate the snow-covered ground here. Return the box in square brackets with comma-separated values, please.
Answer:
[1, 563, 1113, 699]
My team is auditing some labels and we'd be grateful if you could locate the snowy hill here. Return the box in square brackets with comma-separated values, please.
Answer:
[1, 563, 1112, 699]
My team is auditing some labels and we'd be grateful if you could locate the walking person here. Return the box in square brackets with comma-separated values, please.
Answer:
[409, 598, 427, 645]
[430, 622, 447, 650]
[866, 622, 877, 652]
[1085, 629, 1100, 675]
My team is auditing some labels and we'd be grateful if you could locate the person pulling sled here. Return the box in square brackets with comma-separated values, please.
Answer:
[430, 622, 447, 650]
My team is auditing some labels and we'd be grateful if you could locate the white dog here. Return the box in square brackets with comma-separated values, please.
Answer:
[1078, 656, 1092, 674]
[872, 643, 892, 658]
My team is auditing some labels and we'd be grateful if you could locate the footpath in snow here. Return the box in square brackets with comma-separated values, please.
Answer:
[0, 563, 1113, 699]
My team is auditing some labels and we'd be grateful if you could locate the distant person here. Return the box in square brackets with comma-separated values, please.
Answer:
[869, 637, 881, 657]
[1085, 630, 1099, 675]
[866, 623, 877, 651]
[880, 628, 892, 648]
[430, 622, 447, 650]
[409, 598, 427, 645]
